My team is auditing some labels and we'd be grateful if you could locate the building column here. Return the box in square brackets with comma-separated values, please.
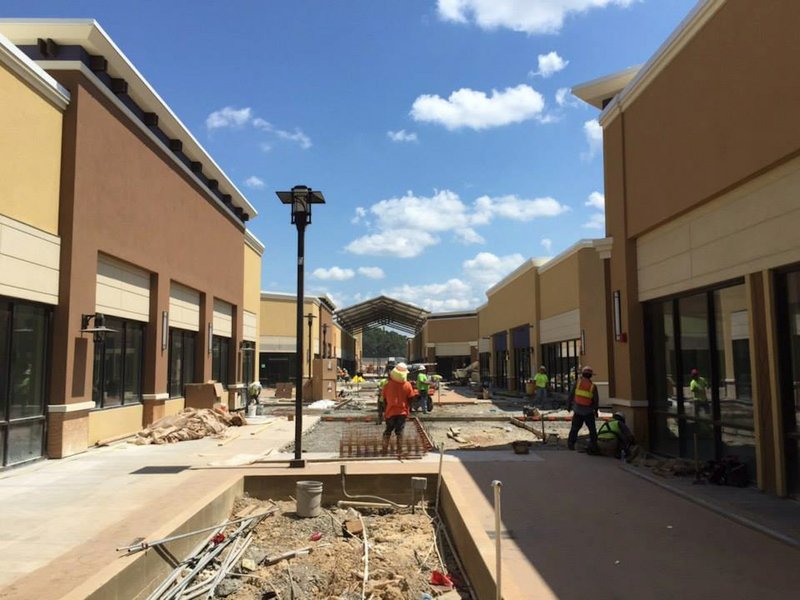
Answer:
[142, 273, 169, 425]
[748, 271, 783, 495]
[197, 293, 212, 381]
[506, 329, 516, 391]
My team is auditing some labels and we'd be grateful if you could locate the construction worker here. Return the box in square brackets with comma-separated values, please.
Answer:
[381, 362, 418, 457]
[376, 376, 388, 424]
[533, 366, 549, 407]
[567, 366, 600, 452]
[416, 365, 431, 413]
[689, 368, 709, 416]
[597, 412, 639, 460]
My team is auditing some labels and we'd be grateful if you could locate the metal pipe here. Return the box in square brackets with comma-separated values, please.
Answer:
[118, 507, 276, 554]
[492, 480, 503, 600]
[339, 464, 409, 508]
[337, 500, 392, 509]
[435, 443, 445, 514]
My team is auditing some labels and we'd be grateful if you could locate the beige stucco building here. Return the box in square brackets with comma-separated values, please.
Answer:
[0, 33, 68, 467]
[574, 0, 800, 496]
[411, 312, 478, 379]
[476, 240, 611, 397]
[0, 21, 261, 465]
[258, 293, 342, 386]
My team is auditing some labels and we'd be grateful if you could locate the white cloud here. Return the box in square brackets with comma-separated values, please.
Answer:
[541, 238, 553, 253]
[276, 128, 312, 149]
[585, 191, 604, 210]
[244, 176, 265, 189]
[358, 266, 385, 279]
[463, 252, 526, 287]
[387, 129, 419, 143]
[344, 189, 569, 258]
[411, 85, 545, 130]
[351, 206, 367, 224]
[346, 230, 439, 258]
[582, 118, 603, 160]
[455, 228, 486, 244]
[311, 267, 355, 281]
[206, 109, 311, 149]
[384, 278, 477, 312]
[206, 106, 252, 129]
[437, 0, 635, 35]
[583, 213, 605, 229]
[531, 51, 568, 78]
[555, 87, 580, 108]
[473, 194, 570, 222]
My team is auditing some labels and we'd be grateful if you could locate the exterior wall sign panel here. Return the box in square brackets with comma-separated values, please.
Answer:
[243, 310, 257, 342]
[168, 282, 200, 332]
[435, 342, 472, 357]
[95, 254, 149, 322]
[260, 335, 296, 353]
[0, 215, 60, 305]
[213, 299, 233, 338]
[637, 155, 800, 301]
[539, 309, 580, 344]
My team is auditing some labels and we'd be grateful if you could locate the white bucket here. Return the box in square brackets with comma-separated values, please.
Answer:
[296, 480, 323, 518]
[247, 404, 257, 418]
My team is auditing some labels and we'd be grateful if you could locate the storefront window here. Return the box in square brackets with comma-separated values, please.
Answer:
[645, 281, 754, 478]
[241, 341, 256, 384]
[0, 299, 50, 467]
[168, 329, 196, 398]
[778, 271, 800, 494]
[212, 335, 230, 386]
[93, 317, 144, 408]
[542, 339, 579, 393]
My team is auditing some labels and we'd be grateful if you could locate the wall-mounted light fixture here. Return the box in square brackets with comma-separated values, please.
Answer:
[613, 290, 624, 342]
[161, 311, 169, 351]
[239, 340, 255, 352]
[208, 322, 213, 354]
[580, 329, 586, 355]
[80, 313, 116, 343]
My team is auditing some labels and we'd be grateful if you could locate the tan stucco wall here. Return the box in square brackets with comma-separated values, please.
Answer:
[481, 267, 538, 337]
[539, 253, 580, 319]
[260, 297, 298, 337]
[0, 62, 62, 234]
[164, 398, 184, 417]
[636, 153, 800, 301]
[577, 249, 609, 381]
[426, 315, 478, 344]
[88, 404, 144, 445]
[620, 1, 800, 238]
[243, 245, 261, 317]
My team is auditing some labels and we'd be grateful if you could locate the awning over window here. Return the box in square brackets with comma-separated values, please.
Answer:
[335, 296, 430, 335]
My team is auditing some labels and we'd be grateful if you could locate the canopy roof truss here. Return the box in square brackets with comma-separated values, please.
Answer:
[334, 295, 430, 335]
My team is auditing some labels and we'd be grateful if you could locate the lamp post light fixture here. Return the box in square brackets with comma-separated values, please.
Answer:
[306, 311, 316, 384]
[276, 185, 325, 468]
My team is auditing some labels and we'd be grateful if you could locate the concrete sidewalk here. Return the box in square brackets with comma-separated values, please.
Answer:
[1, 421, 799, 600]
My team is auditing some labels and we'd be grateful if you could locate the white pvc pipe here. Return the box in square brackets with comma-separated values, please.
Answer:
[492, 480, 503, 600]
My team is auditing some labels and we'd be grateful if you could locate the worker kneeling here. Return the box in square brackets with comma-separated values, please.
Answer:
[381, 362, 419, 457]
[597, 412, 640, 461]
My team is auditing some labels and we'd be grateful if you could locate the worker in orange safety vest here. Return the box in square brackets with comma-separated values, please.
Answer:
[567, 366, 600, 452]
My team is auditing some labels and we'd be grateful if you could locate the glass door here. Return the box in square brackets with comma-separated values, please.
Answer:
[1, 301, 49, 468]
[778, 271, 800, 495]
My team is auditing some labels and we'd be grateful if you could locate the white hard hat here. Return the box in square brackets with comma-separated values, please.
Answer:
[419, 365, 426, 371]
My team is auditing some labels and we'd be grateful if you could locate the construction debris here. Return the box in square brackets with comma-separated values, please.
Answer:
[215, 498, 469, 600]
[133, 408, 247, 445]
[446, 427, 470, 445]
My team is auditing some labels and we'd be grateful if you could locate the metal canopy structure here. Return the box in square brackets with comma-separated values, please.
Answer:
[335, 295, 430, 335]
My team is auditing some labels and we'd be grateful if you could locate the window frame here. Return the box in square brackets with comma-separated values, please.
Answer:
[92, 316, 145, 409]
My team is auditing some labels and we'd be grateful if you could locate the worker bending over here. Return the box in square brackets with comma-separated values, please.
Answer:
[597, 412, 639, 460]
[567, 366, 600, 453]
[381, 362, 419, 457]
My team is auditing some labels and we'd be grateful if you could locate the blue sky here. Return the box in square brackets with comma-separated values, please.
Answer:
[5, 0, 697, 312]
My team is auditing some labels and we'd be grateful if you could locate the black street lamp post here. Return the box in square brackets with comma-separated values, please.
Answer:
[306, 311, 316, 388]
[276, 185, 325, 468]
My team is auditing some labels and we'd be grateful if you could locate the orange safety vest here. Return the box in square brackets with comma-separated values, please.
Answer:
[574, 378, 595, 407]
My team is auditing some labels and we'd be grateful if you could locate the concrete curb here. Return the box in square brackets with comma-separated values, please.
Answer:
[621, 464, 800, 550]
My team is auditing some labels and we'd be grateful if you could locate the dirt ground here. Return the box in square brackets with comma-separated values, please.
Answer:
[220, 498, 468, 599]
